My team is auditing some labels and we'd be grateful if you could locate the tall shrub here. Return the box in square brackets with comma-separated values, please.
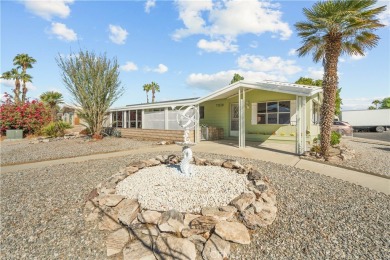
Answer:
[0, 93, 51, 135]
[56, 51, 124, 138]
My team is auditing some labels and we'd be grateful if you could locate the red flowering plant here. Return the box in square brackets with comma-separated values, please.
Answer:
[0, 93, 51, 136]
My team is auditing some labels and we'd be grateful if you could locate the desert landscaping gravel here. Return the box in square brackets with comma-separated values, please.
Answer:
[116, 164, 250, 213]
[1, 147, 389, 259]
[0, 137, 156, 165]
[338, 139, 390, 177]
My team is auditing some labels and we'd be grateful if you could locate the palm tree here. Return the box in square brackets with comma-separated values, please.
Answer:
[372, 99, 380, 109]
[1, 68, 21, 104]
[295, 0, 385, 158]
[40, 91, 64, 121]
[150, 81, 160, 103]
[143, 83, 151, 103]
[20, 72, 32, 102]
[13, 54, 36, 103]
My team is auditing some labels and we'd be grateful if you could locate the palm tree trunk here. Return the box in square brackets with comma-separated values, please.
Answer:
[146, 92, 149, 103]
[14, 79, 21, 105]
[152, 89, 155, 103]
[21, 81, 27, 103]
[320, 34, 341, 159]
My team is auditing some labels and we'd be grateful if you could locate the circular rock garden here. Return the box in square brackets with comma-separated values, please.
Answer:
[84, 155, 278, 259]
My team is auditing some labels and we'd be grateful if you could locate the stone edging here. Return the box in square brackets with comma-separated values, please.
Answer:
[84, 155, 278, 259]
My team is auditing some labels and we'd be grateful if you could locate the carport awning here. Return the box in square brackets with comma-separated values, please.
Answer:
[197, 80, 323, 103]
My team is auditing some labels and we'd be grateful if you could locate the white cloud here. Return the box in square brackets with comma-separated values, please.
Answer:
[23, 0, 74, 20]
[342, 96, 387, 111]
[186, 70, 285, 91]
[0, 78, 14, 88]
[0, 78, 37, 91]
[49, 22, 77, 41]
[145, 0, 156, 13]
[288, 48, 296, 56]
[155, 64, 168, 73]
[197, 39, 238, 53]
[351, 53, 367, 61]
[237, 54, 302, 75]
[377, 2, 390, 26]
[120, 62, 138, 72]
[173, 0, 292, 52]
[108, 24, 128, 45]
[146, 64, 169, 74]
[306, 67, 324, 80]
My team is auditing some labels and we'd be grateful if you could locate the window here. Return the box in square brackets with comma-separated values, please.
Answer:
[126, 109, 142, 128]
[312, 101, 320, 125]
[199, 106, 204, 119]
[256, 101, 291, 125]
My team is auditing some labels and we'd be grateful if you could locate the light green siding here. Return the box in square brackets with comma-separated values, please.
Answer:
[199, 98, 230, 138]
[200, 89, 319, 143]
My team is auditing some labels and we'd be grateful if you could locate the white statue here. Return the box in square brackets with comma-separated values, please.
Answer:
[176, 105, 198, 176]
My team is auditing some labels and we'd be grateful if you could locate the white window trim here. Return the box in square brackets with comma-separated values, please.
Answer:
[251, 100, 294, 125]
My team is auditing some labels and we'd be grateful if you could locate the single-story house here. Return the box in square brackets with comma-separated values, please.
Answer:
[105, 80, 323, 154]
[61, 104, 82, 126]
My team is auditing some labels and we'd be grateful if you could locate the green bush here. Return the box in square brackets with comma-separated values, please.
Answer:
[41, 121, 72, 137]
[330, 131, 341, 146]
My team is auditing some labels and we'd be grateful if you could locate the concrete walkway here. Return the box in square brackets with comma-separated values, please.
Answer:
[1, 141, 389, 195]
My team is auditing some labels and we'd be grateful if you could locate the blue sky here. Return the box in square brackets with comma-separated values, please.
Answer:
[1, 0, 389, 110]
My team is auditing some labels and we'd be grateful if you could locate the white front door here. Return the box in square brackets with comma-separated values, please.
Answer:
[230, 103, 239, 136]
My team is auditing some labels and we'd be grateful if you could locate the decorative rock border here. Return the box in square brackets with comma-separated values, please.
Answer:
[84, 155, 278, 259]
[29, 134, 88, 144]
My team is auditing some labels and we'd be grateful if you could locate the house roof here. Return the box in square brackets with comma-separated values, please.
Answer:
[197, 80, 323, 103]
[109, 97, 199, 111]
[108, 80, 322, 111]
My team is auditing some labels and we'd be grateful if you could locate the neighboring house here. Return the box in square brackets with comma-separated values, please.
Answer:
[106, 80, 323, 154]
[61, 104, 82, 126]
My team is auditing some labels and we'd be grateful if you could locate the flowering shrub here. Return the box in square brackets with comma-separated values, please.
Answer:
[0, 93, 51, 135]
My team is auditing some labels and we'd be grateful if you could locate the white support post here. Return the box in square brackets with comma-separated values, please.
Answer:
[194, 104, 199, 143]
[123, 111, 127, 128]
[164, 107, 169, 130]
[242, 88, 246, 148]
[296, 96, 302, 154]
[109, 112, 113, 127]
[301, 97, 307, 152]
[238, 88, 242, 148]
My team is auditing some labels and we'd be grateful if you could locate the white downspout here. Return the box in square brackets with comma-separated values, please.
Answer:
[164, 107, 169, 130]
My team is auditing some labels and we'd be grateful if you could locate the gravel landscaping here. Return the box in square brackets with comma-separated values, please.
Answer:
[116, 164, 250, 213]
[338, 139, 390, 177]
[1, 149, 389, 259]
[0, 137, 156, 165]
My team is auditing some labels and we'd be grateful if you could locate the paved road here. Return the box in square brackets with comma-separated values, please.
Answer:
[353, 131, 390, 142]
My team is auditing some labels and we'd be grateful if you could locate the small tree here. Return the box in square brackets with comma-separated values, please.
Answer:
[379, 97, 390, 109]
[295, 77, 343, 116]
[40, 91, 64, 122]
[368, 106, 376, 110]
[230, 73, 244, 84]
[1, 68, 21, 104]
[150, 81, 160, 103]
[56, 50, 124, 138]
[372, 99, 381, 109]
[295, 0, 385, 158]
[143, 83, 151, 103]
[13, 54, 37, 103]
